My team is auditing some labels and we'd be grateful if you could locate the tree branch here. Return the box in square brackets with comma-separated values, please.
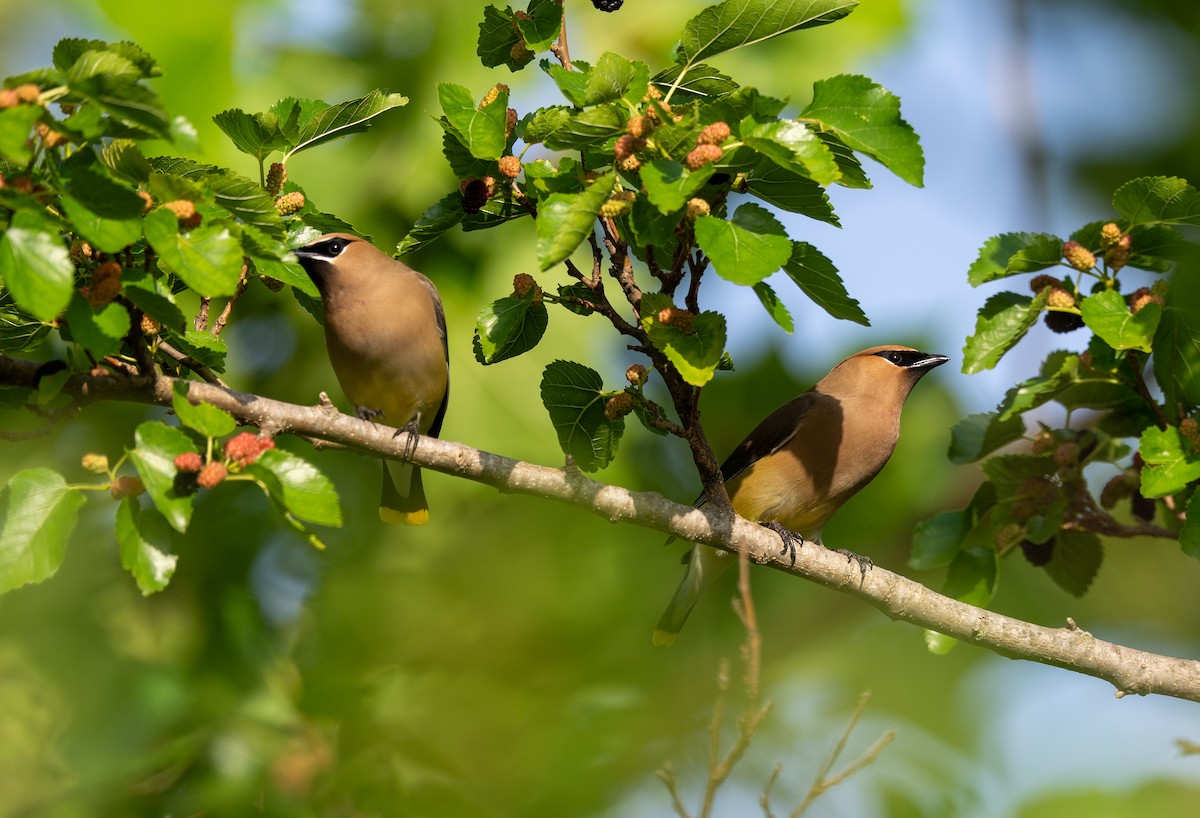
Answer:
[3, 353, 1199, 702]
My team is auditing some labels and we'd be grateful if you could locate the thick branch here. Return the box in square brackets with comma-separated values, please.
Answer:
[3, 353, 1199, 702]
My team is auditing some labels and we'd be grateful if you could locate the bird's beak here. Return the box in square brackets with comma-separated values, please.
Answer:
[909, 353, 950, 371]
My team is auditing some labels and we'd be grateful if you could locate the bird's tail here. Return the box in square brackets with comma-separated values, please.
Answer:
[379, 460, 429, 525]
[652, 545, 733, 646]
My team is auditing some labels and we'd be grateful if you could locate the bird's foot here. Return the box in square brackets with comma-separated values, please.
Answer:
[393, 418, 421, 460]
[761, 521, 805, 566]
[356, 406, 385, 423]
[834, 548, 873, 583]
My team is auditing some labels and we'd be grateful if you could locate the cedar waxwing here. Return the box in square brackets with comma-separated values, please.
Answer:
[654, 345, 948, 645]
[294, 233, 449, 525]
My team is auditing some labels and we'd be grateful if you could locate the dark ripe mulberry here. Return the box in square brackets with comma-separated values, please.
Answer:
[1020, 538, 1054, 567]
[592, 0, 624, 10]
[1130, 492, 1156, 523]
[1044, 311, 1085, 334]
[460, 178, 490, 213]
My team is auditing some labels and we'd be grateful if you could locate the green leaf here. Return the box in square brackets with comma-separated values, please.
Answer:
[640, 293, 728, 386]
[523, 106, 573, 145]
[675, 0, 857, 65]
[1080, 289, 1159, 353]
[60, 194, 142, 253]
[539, 360, 624, 472]
[694, 203, 791, 285]
[517, 0, 564, 52]
[1040, 531, 1102, 597]
[172, 381, 236, 438]
[205, 172, 286, 236]
[0, 296, 50, 353]
[968, 233, 1064, 286]
[995, 350, 1137, 421]
[1153, 271, 1200, 409]
[751, 281, 793, 333]
[143, 208, 244, 297]
[121, 268, 186, 332]
[640, 160, 714, 214]
[285, 90, 408, 160]
[473, 289, 549, 364]
[535, 173, 613, 271]
[817, 131, 870, 189]
[910, 510, 970, 570]
[948, 412, 1026, 464]
[0, 469, 84, 594]
[745, 161, 838, 225]
[166, 329, 228, 373]
[248, 448, 342, 528]
[99, 138, 152, 184]
[72, 74, 169, 137]
[581, 52, 649, 107]
[942, 546, 998, 608]
[554, 282, 597, 316]
[961, 290, 1047, 374]
[541, 59, 592, 108]
[801, 74, 923, 186]
[477, 5, 535, 70]
[1112, 176, 1200, 227]
[626, 195, 683, 254]
[541, 104, 627, 151]
[438, 83, 508, 161]
[0, 211, 75, 323]
[397, 192, 465, 256]
[781, 242, 869, 325]
[213, 107, 290, 162]
[115, 499, 177, 595]
[1139, 425, 1200, 499]
[650, 64, 739, 102]
[128, 422, 196, 533]
[741, 118, 839, 185]
[0, 105, 45, 164]
[64, 292, 130, 358]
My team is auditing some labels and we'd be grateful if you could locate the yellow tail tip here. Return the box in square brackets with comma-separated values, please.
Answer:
[652, 629, 678, 647]
[380, 506, 429, 526]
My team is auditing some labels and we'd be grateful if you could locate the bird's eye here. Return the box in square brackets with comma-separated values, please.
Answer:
[887, 351, 905, 364]
[326, 239, 346, 255]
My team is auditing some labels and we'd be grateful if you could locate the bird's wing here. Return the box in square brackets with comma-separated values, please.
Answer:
[418, 272, 451, 440]
[692, 391, 820, 505]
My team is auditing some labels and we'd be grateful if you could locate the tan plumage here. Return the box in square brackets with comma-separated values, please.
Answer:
[654, 345, 948, 645]
[295, 233, 449, 525]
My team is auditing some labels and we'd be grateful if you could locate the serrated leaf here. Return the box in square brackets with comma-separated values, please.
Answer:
[1080, 289, 1159, 353]
[523, 106, 573, 144]
[535, 173, 613, 270]
[0, 210, 74, 323]
[650, 64, 739, 102]
[128, 422, 196, 533]
[517, 0, 564, 51]
[640, 293, 727, 386]
[473, 290, 549, 364]
[581, 52, 649, 107]
[1139, 425, 1200, 499]
[741, 118, 838, 185]
[478, 4, 534, 70]
[0, 469, 84, 594]
[397, 192, 465, 257]
[675, 0, 857, 65]
[695, 203, 791, 285]
[1112, 176, 1200, 227]
[541, 59, 592, 108]
[438, 83, 508, 161]
[166, 330, 228, 373]
[1042, 531, 1102, 597]
[948, 412, 1025, 464]
[0, 298, 50, 353]
[204, 172, 285, 236]
[640, 160, 714, 214]
[247, 448, 342, 528]
[121, 268, 186, 332]
[745, 161, 838, 225]
[539, 360, 624, 472]
[782, 241, 869, 325]
[0, 104, 43, 164]
[961, 290, 1047, 374]
[64, 292, 130, 358]
[143, 208, 244, 297]
[285, 90, 407, 160]
[116, 499, 177, 595]
[99, 138, 151, 184]
[910, 510, 970, 570]
[541, 104, 627, 151]
[60, 194, 142, 253]
[72, 74, 169, 137]
[172, 381, 236, 438]
[968, 233, 1064, 286]
[801, 74, 923, 186]
[817, 130, 870, 189]
[1153, 272, 1200, 410]
[751, 281, 793, 332]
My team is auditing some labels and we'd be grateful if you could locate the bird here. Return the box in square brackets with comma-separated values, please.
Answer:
[293, 232, 449, 525]
[653, 345, 948, 645]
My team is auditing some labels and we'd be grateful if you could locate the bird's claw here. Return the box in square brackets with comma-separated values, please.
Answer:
[356, 406, 385, 423]
[761, 521, 805, 566]
[834, 548, 873, 582]
[394, 418, 421, 460]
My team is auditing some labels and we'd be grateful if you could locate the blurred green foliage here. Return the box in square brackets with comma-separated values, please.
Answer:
[1, 1, 1200, 817]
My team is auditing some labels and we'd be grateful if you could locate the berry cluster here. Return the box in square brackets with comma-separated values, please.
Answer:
[172, 432, 276, 492]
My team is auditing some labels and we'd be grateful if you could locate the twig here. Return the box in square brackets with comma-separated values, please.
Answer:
[213, 264, 250, 337]
[194, 297, 210, 332]
[550, 0, 571, 71]
[156, 340, 227, 387]
[789, 693, 895, 818]
[656, 764, 692, 818]
[1126, 350, 1170, 429]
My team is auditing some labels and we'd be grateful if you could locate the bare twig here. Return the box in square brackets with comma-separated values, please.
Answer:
[213, 264, 250, 337]
[155, 341, 227, 387]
